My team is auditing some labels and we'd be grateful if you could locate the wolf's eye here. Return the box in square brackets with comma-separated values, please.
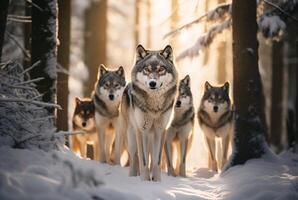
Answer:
[158, 66, 166, 74]
[143, 67, 150, 74]
[114, 83, 120, 88]
[104, 83, 109, 88]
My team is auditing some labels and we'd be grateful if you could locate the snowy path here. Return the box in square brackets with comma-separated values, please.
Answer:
[0, 147, 298, 200]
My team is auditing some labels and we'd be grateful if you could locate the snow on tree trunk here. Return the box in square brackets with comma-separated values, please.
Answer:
[226, 0, 269, 169]
[31, 0, 58, 116]
[0, 0, 9, 61]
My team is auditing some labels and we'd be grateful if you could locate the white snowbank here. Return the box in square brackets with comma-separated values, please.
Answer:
[0, 146, 297, 200]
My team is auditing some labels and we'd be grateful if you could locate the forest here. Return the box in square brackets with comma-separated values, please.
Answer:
[0, 0, 298, 199]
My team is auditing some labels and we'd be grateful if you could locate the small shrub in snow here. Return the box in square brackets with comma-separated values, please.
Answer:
[0, 61, 63, 150]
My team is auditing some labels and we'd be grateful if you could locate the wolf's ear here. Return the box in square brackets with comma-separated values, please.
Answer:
[98, 64, 107, 79]
[75, 97, 81, 105]
[182, 75, 190, 87]
[136, 44, 147, 62]
[116, 66, 125, 79]
[161, 45, 173, 62]
[222, 82, 229, 93]
[205, 81, 212, 91]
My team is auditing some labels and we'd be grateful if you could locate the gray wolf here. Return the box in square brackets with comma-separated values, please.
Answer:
[165, 75, 194, 177]
[92, 65, 126, 164]
[198, 81, 233, 171]
[121, 44, 178, 181]
[71, 97, 98, 160]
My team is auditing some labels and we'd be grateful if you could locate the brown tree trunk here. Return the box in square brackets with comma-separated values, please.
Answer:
[217, 41, 227, 84]
[270, 41, 284, 152]
[146, 0, 151, 48]
[84, 0, 107, 96]
[295, 40, 298, 152]
[31, 0, 58, 116]
[227, 0, 267, 168]
[57, 0, 71, 131]
[134, 0, 140, 47]
[0, 0, 9, 61]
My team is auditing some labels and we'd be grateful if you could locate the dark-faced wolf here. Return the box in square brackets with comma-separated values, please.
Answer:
[121, 44, 178, 181]
[71, 97, 98, 160]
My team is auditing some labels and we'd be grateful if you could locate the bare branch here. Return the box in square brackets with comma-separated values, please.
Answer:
[0, 97, 62, 109]
[20, 60, 41, 76]
[5, 31, 31, 59]
[15, 77, 44, 86]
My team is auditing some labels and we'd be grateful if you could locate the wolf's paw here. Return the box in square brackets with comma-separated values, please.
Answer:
[167, 167, 176, 177]
[140, 167, 150, 181]
[179, 164, 186, 177]
[152, 166, 161, 182]
[129, 166, 138, 176]
[211, 161, 218, 172]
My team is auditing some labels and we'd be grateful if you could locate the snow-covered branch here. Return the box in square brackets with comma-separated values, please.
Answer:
[177, 19, 232, 60]
[0, 62, 62, 150]
[164, 3, 231, 39]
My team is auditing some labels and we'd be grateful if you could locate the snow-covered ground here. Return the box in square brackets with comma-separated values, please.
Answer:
[0, 146, 297, 200]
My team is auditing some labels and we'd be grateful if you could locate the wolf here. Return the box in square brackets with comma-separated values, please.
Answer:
[165, 75, 194, 177]
[121, 44, 178, 181]
[198, 81, 233, 172]
[92, 65, 126, 164]
[71, 97, 98, 160]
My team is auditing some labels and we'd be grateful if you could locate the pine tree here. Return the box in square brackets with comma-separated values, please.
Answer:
[0, 0, 9, 61]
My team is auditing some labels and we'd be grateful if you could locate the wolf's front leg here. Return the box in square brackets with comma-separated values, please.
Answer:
[151, 130, 166, 182]
[136, 130, 150, 181]
[179, 138, 189, 177]
[220, 134, 230, 170]
[114, 124, 123, 165]
[127, 126, 139, 176]
[98, 127, 106, 163]
[205, 136, 217, 172]
[79, 140, 87, 158]
[165, 128, 176, 176]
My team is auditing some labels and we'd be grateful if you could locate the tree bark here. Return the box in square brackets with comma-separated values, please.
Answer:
[270, 41, 284, 152]
[134, 0, 140, 47]
[31, 0, 58, 116]
[228, 0, 268, 168]
[295, 40, 298, 152]
[84, 0, 107, 96]
[0, 0, 9, 62]
[23, 1, 31, 69]
[57, 0, 71, 131]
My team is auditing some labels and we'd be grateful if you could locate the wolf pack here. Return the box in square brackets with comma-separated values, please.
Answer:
[71, 44, 234, 182]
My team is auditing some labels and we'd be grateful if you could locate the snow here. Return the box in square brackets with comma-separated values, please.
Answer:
[0, 145, 297, 200]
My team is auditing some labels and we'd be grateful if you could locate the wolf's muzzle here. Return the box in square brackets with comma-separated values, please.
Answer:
[109, 94, 115, 100]
[176, 100, 181, 107]
[213, 106, 219, 112]
[149, 80, 157, 89]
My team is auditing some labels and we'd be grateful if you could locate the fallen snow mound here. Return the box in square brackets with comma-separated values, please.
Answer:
[0, 146, 297, 200]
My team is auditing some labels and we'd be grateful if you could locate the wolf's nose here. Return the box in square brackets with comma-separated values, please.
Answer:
[176, 100, 181, 107]
[149, 81, 157, 89]
[213, 106, 219, 112]
[109, 94, 115, 100]
[82, 122, 87, 127]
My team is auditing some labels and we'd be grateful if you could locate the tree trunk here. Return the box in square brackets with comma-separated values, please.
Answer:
[31, 0, 58, 116]
[84, 0, 107, 96]
[23, 1, 31, 69]
[146, 0, 151, 48]
[57, 0, 71, 131]
[0, 0, 9, 62]
[134, 0, 140, 47]
[295, 40, 298, 152]
[270, 41, 284, 152]
[227, 0, 268, 168]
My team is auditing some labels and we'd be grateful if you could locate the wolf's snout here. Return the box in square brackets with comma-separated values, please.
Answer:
[82, 122, 87, 127]
[149, 81, 157, 89]
[109, 94, 115, 100]
[213, 106, 219, 112]
[176, 100, 181, 107]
